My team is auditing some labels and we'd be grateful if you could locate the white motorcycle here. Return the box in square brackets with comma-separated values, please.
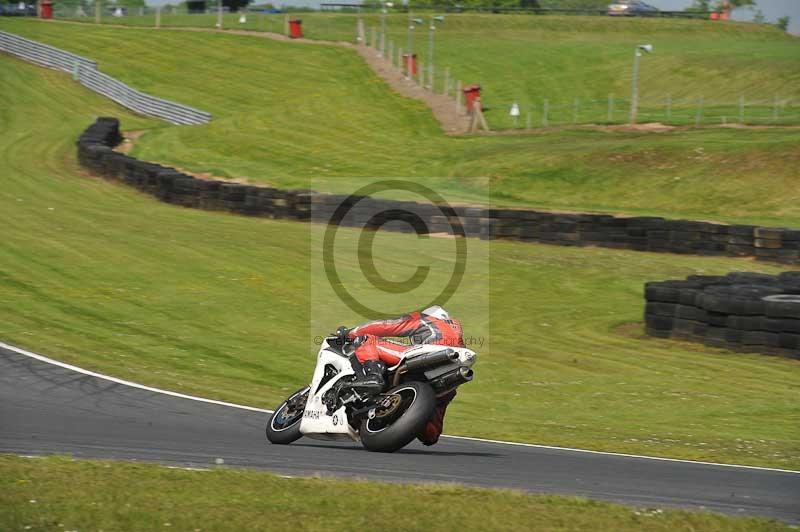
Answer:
[266, 330, 476, 452]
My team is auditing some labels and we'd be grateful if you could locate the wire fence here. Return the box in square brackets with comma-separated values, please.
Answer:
[491, 96, 800, 129]
[0, 29, 96, 70]
[362, 33, 799, 129]
[0, 29, 211, 125]
[320, 3, 714, 18]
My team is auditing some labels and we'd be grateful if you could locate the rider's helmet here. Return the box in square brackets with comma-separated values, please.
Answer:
[421, 305, 450, 320]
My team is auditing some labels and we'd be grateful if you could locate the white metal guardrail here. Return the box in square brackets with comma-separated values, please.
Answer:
[0, 30, 211, 125]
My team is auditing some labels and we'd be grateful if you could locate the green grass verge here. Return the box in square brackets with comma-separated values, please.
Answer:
[309, 13, 800, 129]
[47, 12, 800, 128]
[1, 54, 799, 468]
[1, 19, 799, 227]
[0, 455, 793, 532]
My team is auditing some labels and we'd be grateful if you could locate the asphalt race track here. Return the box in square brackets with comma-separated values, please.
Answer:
[1, 345, 798, 522]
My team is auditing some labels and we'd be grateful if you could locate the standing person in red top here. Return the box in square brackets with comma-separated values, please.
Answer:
[345, 305, 463, 446]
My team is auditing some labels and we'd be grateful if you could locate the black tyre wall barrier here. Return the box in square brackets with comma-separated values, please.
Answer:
[77, 118, 800, 265]
[644, 272, 800, 359]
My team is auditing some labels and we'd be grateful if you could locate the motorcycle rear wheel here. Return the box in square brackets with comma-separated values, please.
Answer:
[266, 386, 310, 445]
[360, 381, 436, 453]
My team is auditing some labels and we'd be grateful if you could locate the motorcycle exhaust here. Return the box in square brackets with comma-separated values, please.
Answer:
[431, 366, 474, 393]
[404, 349, 459, 372]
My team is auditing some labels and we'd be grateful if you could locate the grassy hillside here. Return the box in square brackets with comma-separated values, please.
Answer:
[2, 19, 799, 227]
[1, 54, 799, 468]
[3, 456, 792, 532]
[48, 13, 800, 128]
[276, 13, 800, 127]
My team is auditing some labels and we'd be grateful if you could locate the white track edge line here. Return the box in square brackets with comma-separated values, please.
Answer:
[0, 341, 272, 413]
[3, 341, 797, 475]
[440, 435, 800, 474]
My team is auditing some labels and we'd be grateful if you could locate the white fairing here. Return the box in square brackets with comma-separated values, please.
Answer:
[299, 338, 477, 442]
[299, 339, 360, 441]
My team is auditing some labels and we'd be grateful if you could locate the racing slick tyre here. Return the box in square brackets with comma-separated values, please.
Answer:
[266, 386, 310, 445]
[360, 381, 436, 453]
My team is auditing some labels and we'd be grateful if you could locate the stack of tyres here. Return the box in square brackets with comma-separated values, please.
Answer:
[481, 209, 523, 240]
[75, 118, 800, 266]
[288, 190, 313, 221]
[755, 228, 800, 264]
[170, 176, 201, 208]
[534, 215, 582, 246]
[195, 179, 223, 210]
[645, 276, 719, 339]
[625, 216, 664, 251]
[76, 117, 122, 148]
[725, 225, 757, 257]
[644, 272, 800, 359]
[755, 228, 784, 263]
[453, 207, 483, 237]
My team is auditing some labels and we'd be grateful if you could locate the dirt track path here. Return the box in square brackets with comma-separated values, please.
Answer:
[43, 20, 798, 136]
[44, 20, 471, 134]
[219, 28, 471, 134]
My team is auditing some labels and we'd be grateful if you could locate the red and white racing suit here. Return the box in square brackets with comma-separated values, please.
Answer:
[347, 311, 464, 445]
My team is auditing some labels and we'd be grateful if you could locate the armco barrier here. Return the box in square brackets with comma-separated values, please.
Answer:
[0, 30, 210, 125]
[78, 118, 800, 267]
[644, 272, 800, 359]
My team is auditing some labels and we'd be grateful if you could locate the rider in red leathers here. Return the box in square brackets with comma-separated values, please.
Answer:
[346, 305, 463, 446]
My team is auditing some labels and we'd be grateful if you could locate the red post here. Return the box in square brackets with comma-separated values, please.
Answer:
[402, 53, 418, 76]
[41, 0, 53, 19]
[289, 19, 303, 39]
[462, 85, 482, 113]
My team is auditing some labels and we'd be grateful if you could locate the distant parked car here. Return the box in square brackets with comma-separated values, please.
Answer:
[0, 3, 36, 16]
[106, 5, 128, 16]
[607, 1, 659, 16]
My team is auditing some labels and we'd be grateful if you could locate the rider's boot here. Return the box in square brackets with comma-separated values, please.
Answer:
[418, 389, 457, 446]
[351, 360, 386, 392]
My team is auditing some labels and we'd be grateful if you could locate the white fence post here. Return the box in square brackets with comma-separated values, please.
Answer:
[695, 97, 704, 126]
[773, 95, 779, 123]
[542, 99, 549, 127]
[739, 94, 745, 124]
[666, 94, 672, 123]
[573, 98, 580, 124]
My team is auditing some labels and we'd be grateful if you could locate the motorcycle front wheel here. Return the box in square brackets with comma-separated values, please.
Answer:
[360, 381, 436, 453]
[266, 386, 310, 445]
